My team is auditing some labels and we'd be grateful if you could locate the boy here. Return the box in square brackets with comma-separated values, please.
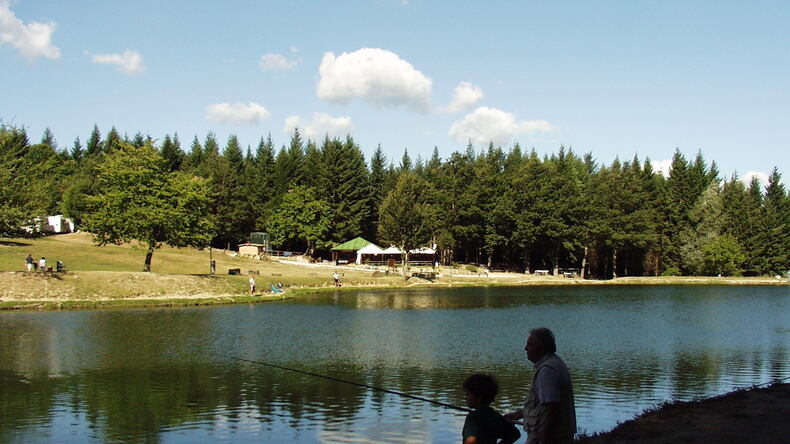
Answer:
[462, 373, 520, 444]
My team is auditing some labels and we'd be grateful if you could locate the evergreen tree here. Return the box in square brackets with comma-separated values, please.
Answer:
[679, 183, 741, 275]
[40, 128, 56, 148]
[721, 175, 762, 274]
[71, 137, 84, 163]
[302, 139, 322, 188]
[160, 134, 185, 172]
[317, 136, 370, 244]
[0, 125, 38, 234]
[104, 127, 122, 153]
[251, 135, 277, 231]
[183, 136, 204, 173]
[399, 148, 412, 172]
[85, 124, 102, 157]
[130, 132, 146, 147]
[366, 144, 388, 241]
[758, 168, 790, 275]
[535, 147, 586, 275]
[272, 130, 305, 198]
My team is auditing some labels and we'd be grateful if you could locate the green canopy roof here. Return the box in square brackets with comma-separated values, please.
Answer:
[331, 237, 372, 251]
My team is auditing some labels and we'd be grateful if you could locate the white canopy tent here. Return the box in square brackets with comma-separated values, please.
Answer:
[356, 243, 385, 264]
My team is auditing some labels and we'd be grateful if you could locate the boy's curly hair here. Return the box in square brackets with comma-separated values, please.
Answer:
[462, 373, 499, 405]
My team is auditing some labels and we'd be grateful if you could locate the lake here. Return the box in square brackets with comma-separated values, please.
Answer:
[1, 285, 788, 443]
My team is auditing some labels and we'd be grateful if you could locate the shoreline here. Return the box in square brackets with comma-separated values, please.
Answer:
[575, 382, 790, 443]
[1, 270, 787, 311]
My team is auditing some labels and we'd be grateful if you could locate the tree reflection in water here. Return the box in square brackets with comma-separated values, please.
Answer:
[0, 285, 787, 442]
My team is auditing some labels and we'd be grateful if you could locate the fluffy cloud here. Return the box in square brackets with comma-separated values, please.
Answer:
[440, 82, 484, 113]
[284, 113, 355, 140]
[0, 1, 60, 60]
[448, 107, 552, 146]
[317, 48, 433, 111]
[259, 53, 300, 72]
[89, 50, 145, 75]
[741, 170, 770, 187]
[205, 102, 271, 125]
[650, 159, 673, 178]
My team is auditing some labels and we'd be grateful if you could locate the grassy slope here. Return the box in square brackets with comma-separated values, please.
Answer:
[1, 233, 786, 310]
[0, 233, 398, 308]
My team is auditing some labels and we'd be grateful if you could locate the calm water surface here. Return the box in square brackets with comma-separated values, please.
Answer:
[1, 285, 788, 443]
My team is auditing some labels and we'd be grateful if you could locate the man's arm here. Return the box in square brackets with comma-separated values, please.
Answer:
[503, 410, 523, 422]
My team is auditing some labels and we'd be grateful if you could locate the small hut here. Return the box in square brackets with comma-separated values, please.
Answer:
[238, 232, 271, 257]
[331, 237, 372, 264]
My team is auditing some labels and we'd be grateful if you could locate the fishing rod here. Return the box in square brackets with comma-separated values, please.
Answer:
[223, 354, 474, 413]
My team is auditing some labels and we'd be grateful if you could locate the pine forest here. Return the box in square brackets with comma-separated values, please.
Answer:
[1, 123, 788, 279]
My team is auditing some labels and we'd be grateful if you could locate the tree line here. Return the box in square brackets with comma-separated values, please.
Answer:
[1, 122, 787, 277]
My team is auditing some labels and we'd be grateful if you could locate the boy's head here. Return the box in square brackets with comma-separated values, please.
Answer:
[462, 373, 499, 407]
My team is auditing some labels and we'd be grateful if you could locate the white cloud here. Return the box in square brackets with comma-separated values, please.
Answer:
[284, 113, 355, 140]
[317, 48, 433, 111]
[741, 170, 770, 187]
[0, 1, 60, 60]
[448, 106, 552, 146]
[89, 50, 145, 75]
[651, 159, 672, 178]
[205, 102, 271, 125]
[440, 82, 484, 113]
[259, 53, 299, 72]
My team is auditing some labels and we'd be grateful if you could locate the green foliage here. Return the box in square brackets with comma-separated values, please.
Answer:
[266, 186, 331, 256]
[84, 142, 214, 271]
[318, 136, 370, 243]
[378, 172, 436, 268]
[701, 234, 744, 276]
[4, 120, 788, 278]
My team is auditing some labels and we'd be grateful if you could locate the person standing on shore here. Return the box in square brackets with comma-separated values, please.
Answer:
[333, 271, 340, 287]
[504, 327, 576, 444]
[249, 276, 256, 295]
[25, 253, 34, 272]
[39, 257, 46, 273]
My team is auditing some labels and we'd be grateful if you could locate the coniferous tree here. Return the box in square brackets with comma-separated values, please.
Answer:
[71, 137, 84, 163]
[318, 136, 370, 244]
[104, 127, 122, 153]
[251, 135, 277, 232]
[535, 147, 586, 275]
[272, 130, 305, 199]
[85, 124, 102, 157]
[366, 144, 388, 241]
[302, 139, 322, 188]
[160, 134, 185, 172]
[40, 128, 56, 148]
[183, 136, 204, 173]
[399, 148, 412, 172]
[758, 168, 790, 275]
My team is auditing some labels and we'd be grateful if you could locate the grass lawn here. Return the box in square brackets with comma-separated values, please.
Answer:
[1, 232, 786, 310]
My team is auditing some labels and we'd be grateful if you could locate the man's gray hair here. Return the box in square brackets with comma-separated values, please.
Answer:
[530, 327, 557, 354]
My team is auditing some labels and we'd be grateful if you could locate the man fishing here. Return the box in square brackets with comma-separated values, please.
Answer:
[504, 327, 576, 444]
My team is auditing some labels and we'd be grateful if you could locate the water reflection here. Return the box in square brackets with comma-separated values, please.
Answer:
[0, 285, 787, 443]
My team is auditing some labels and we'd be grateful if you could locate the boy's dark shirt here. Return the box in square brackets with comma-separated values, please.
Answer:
[462, 406, 520, 444]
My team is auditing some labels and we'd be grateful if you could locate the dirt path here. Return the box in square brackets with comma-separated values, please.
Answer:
[575, 383, 790, 444]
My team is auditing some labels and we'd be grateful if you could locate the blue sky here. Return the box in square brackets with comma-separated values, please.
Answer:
[2, 0, 788, 183]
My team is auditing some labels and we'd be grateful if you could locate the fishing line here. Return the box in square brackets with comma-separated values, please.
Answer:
[222, 354, 473, 413]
